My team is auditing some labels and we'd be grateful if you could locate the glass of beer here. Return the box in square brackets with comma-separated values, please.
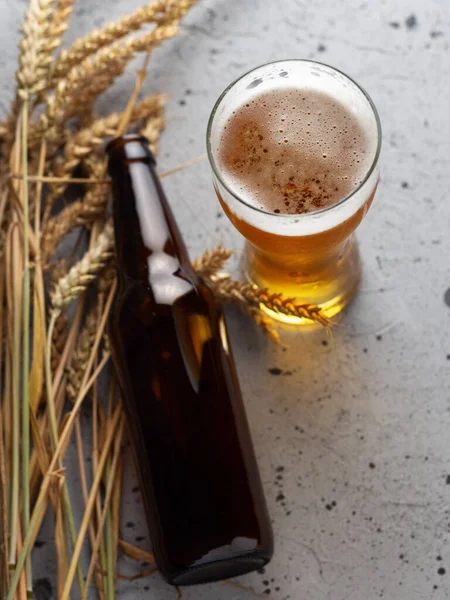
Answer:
[206, 60, 381, 324]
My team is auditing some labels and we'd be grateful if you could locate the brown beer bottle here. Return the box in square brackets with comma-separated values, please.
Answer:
[106, 134, 273, 586]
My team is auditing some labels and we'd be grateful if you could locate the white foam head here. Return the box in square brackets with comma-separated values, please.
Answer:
[207, 60, 381, 236]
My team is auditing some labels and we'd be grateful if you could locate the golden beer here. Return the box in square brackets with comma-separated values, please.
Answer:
[207, 60, 381, 324]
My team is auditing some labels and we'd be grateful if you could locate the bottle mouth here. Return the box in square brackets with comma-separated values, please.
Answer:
[106, 134, 156, 165]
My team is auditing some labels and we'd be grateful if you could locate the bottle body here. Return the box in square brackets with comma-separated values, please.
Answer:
[107, 135, 273, 585]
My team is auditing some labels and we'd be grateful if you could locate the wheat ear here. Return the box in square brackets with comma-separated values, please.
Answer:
[49, 94, 166, 196]
[192, 247, 234, 280]
[210, 276, 332, 326]
[5, 0, 56, 148]
[65, 260, 116, 402]
[50, 260, 69, 372]
[50, 223, 114, 312]
[49, 0, 197, 85]
[48, 0, 76, 52]
[66, 308, 98, 402]
[16, 0, 57, 98]
[141, 112, 166, 155]
[39, 25, 178, 142]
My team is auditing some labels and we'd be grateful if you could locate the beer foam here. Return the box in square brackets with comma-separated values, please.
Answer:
[216, 87, 373, 215]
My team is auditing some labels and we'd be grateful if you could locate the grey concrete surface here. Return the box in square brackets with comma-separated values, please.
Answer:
[2, 0, 450, 598]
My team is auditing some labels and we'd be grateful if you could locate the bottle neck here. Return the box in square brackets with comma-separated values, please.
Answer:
[110, 156, 194, 290]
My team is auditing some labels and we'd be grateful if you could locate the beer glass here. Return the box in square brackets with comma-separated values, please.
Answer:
[207, 60, 381, 324]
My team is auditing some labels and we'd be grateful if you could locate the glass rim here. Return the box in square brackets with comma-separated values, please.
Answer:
[206, 58, 382, 221]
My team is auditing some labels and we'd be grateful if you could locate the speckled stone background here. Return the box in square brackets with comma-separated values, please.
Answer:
[2, 0, 450, 599]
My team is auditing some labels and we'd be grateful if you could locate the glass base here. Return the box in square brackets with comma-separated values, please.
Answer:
[244, 239, 361, 325]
